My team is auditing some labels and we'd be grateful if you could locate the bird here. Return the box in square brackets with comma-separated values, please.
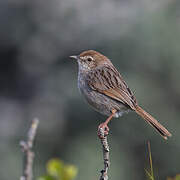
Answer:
[70, 50, 172, 140]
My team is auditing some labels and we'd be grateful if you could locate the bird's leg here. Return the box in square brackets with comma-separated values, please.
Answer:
[98, 109, 117, 138]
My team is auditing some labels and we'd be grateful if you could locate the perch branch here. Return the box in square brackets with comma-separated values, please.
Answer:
[98, 128, 110, 180]
[20, 118, 39, 180]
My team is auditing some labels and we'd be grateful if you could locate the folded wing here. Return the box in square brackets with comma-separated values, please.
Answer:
[87, 64, 137, 110]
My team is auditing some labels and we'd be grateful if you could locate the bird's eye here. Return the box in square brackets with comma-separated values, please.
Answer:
[87, 57, 93, 62]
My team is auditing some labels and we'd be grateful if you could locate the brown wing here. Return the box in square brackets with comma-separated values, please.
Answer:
[87, 64, 137, 110]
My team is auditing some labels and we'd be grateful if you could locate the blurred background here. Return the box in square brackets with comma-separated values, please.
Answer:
[0, 0, 180, 179]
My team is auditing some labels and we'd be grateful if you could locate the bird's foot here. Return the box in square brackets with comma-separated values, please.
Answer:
[98, 123, 109, 138]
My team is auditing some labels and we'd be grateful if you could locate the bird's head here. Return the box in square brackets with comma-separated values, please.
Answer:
[70, 50, 112, 72]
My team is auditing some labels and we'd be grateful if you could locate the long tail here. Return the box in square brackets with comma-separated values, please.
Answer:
[135, 105, 172, 140]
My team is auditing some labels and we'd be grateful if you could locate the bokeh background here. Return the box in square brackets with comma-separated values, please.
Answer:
[0, 0, 180, 179]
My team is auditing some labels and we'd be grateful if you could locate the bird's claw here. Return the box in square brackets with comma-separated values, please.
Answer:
[98, 123, 109, 138]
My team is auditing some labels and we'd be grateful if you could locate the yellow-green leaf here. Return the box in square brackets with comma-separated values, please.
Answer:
[145, 168, 154, 180]
[167, 174, 180, 180]
[175, 174, 180, 180]
[37, 175, 54, 180]
[46, 158, 64, 178]
[62, 165, 78, 180]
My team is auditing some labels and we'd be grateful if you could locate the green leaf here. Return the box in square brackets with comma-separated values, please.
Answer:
[145, 168, 154, 180]
[62, 165, 78, 180]
[46, 158, 64, 178]
[148, 142, 154, 179]
[37, 175, 54, 180]
[167, 174, 180, 180]
[145, 142, 155, 180]
[175, 174, 180, 180]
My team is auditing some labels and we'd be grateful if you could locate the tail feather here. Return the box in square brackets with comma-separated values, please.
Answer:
[135, 106, 172, 140]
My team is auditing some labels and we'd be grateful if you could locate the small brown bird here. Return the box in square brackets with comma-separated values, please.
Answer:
[70, 50, 172, 140]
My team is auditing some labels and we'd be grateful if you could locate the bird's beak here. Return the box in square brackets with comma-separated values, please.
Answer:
[69, 55, 78, 60]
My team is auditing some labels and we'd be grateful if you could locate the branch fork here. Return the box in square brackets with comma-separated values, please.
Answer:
[20, 118, 39, 180]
